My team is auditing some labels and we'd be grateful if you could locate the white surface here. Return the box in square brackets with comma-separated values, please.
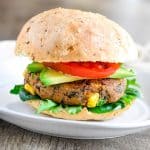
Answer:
[0, 40, 150, 139]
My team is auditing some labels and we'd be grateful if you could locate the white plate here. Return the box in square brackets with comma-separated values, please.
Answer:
[0, 41, 150, 139]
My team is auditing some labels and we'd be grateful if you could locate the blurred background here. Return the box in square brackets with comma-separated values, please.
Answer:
[0, 0, 150, 44]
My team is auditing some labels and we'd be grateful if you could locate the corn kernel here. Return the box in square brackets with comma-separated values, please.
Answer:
[87, 93, 99, 108]
[24, 84, 35, 95]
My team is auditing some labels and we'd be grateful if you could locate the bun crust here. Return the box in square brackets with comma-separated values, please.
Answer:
[16, 8, 138, 63]
[26, 100, 133, 120]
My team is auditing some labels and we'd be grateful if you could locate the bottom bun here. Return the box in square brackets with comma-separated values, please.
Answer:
[26, 100, 134, 121]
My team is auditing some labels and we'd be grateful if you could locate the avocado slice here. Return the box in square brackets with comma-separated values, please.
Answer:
[109, 65, 135, 78]
[40, 68, 82, 86]
[27, 62, 45, 73]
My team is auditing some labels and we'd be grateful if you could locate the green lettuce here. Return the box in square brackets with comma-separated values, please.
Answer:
[37, 99, 57, 113]
[88, 101, 124, 113]
[10, 84, 24, 94]
[37, 100, 82, 114]
[10, 85, 39, 101]
[65, 106, 82, 114]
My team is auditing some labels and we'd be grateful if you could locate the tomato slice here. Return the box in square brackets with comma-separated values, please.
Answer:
[43, 62, 120, 79]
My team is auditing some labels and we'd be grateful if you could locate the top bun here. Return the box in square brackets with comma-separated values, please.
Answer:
[15, 8, 138, 63]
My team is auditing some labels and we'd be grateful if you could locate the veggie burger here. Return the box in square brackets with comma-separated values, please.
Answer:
[11, 8, 140, 120]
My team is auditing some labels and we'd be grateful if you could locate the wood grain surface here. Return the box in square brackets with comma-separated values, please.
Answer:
[1, 119, 150, 150]
[1, 0, 150, 150]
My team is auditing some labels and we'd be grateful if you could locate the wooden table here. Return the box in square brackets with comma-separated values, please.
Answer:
[1, 0, 150, 149]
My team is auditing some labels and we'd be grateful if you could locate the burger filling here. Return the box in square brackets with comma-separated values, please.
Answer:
[10, 62, 140, 115]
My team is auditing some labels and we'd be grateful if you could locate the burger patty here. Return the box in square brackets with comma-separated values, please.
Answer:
[25, 73, 127, 106]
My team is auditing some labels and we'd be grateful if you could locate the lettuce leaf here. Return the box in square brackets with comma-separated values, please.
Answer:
[88, 101, 124, 113]
[50, 105, 63, 113]
[10, 84, 24, 94]
[65, 106, 82, 114]
[96, 98, 106, 106]
[37, 100, 82, 114]
[37, 99, 57, 113]
[19, 88, 40, 101]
